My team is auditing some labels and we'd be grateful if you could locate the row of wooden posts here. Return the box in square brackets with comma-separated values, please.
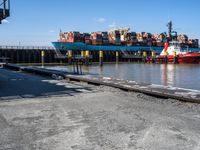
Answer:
[41, 50, 120, 67]
[40, 50, 178, 67]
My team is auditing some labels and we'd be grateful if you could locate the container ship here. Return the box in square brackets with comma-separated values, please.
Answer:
[52, 22, 199, 53]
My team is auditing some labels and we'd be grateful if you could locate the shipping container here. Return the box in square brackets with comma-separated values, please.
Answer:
[90, 32, 103, 45]
[108, 30, 121, 45]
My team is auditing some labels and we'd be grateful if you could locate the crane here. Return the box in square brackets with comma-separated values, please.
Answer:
[0, 0, 10, 24]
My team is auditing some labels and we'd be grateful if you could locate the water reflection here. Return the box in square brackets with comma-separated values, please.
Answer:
[161, 64, 177, 86]
[45, 63, 200, 90]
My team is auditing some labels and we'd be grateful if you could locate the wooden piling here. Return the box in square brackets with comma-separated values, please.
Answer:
[173, 51, 178, 64]
[41, 50, 45, 66]
[143, 51, 147, 63]
[99, 50, 103, 66]
[85, 50, 90, 65]
[116, 51, 119, 64]
[164, 51, 168, 64]
[68, 50, 72, 64]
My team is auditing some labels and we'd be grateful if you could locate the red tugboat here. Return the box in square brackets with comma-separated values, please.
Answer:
[156, 41, 200, 63]
[155, 21, 200, 63]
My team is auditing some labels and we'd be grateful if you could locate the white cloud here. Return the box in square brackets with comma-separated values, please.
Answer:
[2, 19, 9, 24]
[49, 30, 55, 33]
[94, 17, 106, 23]
[108, 22, 117, 28]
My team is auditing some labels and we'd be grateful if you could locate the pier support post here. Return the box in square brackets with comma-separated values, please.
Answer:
[99, 50, 103, 66]
[85, 50, 90, 65]
[164, 56, 168, 64]
[28, 50, 31, 64]
[116, 51, 119, 64]
[68, 50, 72, 64]
[173, 51, 178, 64]
[41, 50, 45, 67]
[151, 51, 155, 63]
[143, 51, 147, 63]
[17, 50, 20, 63]
[81, 50, 85, 65]
[81, 50, 85, 58]
[164, 52, 168, 64]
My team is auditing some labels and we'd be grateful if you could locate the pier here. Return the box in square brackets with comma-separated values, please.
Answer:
[1, 45, 199, 66]
[0, 45, 152, 65]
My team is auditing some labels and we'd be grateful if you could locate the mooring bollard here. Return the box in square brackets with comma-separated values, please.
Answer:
[99, 50, 103, 66]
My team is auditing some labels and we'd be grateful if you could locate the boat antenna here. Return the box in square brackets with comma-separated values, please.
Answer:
[59, 29, 62, 40]
[167, 21, 172, 41]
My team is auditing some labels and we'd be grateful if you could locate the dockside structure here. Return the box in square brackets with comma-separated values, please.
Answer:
[0, 45, 199, 65]
[0, 45, 156, 64]
[1, 27, 199, 64]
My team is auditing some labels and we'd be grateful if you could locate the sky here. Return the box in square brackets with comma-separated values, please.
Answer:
[0, 0, 200, 46]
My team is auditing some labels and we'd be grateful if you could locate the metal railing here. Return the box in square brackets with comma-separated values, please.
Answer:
[0, 45, 69, 60]
[0, 45, 55, 50]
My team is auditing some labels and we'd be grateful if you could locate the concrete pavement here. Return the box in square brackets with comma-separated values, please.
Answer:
[0, 68, 93, 100]
[1, 68, 200, 150]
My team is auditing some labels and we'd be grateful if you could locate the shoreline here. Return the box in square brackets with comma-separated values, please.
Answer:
[3, 64, 200, 103]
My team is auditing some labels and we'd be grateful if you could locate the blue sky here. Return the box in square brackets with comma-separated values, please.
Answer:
[0, 0, 200, 46]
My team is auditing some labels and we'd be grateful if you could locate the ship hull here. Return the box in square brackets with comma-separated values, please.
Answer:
[154, 53, 200, 63]
[52, 42, 199, 53]
[178, 53, 200, 63]
[52, 42, 163, 52]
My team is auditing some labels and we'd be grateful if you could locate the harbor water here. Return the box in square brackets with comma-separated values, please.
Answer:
[45, 63, 200, 91]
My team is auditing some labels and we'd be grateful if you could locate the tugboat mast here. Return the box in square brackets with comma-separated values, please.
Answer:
[167, 21, 172, 41]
